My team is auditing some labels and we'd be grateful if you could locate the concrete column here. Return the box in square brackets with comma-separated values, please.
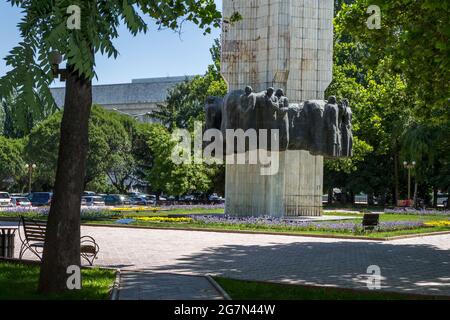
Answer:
[222, 0, 334, 217]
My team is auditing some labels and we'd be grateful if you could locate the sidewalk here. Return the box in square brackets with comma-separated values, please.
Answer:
[117, 271, 229, 300]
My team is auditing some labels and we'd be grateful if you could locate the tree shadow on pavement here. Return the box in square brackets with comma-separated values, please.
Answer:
[150, 241, 450, 297]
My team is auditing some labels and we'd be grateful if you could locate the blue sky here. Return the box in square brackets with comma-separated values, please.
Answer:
[0, 1, 222, 85]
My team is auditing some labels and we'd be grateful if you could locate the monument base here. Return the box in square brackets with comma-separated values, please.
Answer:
[225, 150, 323, 217]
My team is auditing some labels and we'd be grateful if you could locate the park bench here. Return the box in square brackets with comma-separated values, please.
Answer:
[18, 217, 99, 266]
[362, 213, 380, 231]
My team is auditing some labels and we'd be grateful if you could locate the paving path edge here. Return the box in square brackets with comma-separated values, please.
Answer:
[205, 275, 231, 300]
[110, 269, 121, 300]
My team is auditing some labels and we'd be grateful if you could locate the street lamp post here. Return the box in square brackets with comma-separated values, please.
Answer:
[112, 108, 152, 121]
[403, 161, 416, 202]
[25, 164, 37, 195]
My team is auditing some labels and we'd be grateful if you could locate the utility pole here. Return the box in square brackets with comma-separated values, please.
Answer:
[25, 163, 37, 194]
[403, 161, 416, 205]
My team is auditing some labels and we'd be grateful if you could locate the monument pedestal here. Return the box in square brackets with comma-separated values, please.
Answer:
[225, 150, 323, 217]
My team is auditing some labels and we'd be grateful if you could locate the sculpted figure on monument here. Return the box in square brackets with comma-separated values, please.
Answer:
[206, 87, 352, 158]
[274, 89, 290, 149]
[340, 99, 353, 157]
[287, 102, 308, 150]
[204, 96, 223, 131]
[275, 89, 289, 109]
[303, 100, 325, 155]
[324, 96, 341, 157]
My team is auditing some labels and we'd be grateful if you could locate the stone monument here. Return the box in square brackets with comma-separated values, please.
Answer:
[213, 0, 344, 217]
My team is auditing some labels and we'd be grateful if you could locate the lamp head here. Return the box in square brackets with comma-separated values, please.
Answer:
[49, 51, 63, 65]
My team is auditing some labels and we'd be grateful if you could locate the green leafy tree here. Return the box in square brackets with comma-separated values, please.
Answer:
[0, 0, 227, 293]
[325, 2, 418, 205]
[26, 106, 144, 193]
[142, 124, 212, 196]
[339, 0, 449, 122]
[332, 0, 449, 206]
[0, 137, 26, 191]
[1, 92, 43, 138]
[153, 39, 227, 131]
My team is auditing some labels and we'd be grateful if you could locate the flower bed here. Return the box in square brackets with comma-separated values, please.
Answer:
[190, 215, 426, 233]
[133, 216, 193, 223]
[0, 206, 118, 220]
[384, 208, 450, 215]
[424, 221, 450, 227]
[158, 204, 225, 210]
[111, 207, 164, 212]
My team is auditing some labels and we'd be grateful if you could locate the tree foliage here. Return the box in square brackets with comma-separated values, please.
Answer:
[25, 106, 136, 192]
[152, 39, 227, 131]
[325, 0, 449, 204]
[137, 123, 212, 195]
[0, 0, 230, 134]
[0, 136, 25, 191]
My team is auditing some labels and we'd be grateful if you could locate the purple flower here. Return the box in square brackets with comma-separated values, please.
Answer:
[190, 215, 425, 232]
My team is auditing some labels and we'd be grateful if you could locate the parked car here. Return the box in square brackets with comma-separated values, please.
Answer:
[30, 192, 53, 206]
[0, 192, 11, 207]
[139, 195, 156, 205]
[437, 193, 449, 208]
[181, 194, 196, 202]
[10, 196, 32, 207]
[127, 192, 143, 198]
[103, 194, 131, 206]
[208, 193, 222, 201]
[82, 196, 106, 206]
[83, 191, 96, 196]
[130, 196, 153, 206]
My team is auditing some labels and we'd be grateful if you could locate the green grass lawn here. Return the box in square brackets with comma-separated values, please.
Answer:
[214, 277, 448, 300]
[0, 262, 116, 300]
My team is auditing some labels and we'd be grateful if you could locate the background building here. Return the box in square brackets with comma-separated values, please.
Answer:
[51, 76, 195, 122]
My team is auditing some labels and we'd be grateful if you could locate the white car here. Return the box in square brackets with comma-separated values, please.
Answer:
[10, 196, 32, 207]
[82, 196, 105, 206]
[0, 192, 11, 207]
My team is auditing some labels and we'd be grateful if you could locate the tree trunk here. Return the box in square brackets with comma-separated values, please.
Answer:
[379, 193, 386, 207]
[349, 191, 355, 204]
[368, 192, 375, 206]
[393, 153, 399, 205]
[432, 187, 438, 208]
[340, 187, 347, 205]
[447, 188, 450, 209]
[327, 188, 333, 205]
[38, 65, 92, 293]
[413, 182, 418, 208]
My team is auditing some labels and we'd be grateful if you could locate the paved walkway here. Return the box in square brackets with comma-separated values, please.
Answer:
[10, 223, 450, 297]
[118, 272, 226, 300]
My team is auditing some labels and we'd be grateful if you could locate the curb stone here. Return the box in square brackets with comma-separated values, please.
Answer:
[110, 269, 121, 300]
[206, 275, 231, 300]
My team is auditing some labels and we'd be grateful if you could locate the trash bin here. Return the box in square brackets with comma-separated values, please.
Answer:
[0, 228, 16, 258]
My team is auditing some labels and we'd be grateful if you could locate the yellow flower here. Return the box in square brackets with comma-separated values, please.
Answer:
[111, 207, 161, 212]
[133, 216, 193, 223]
[424, 221, 450, 227]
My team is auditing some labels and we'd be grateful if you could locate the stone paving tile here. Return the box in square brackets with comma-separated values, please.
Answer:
[10, 224, 450, 297]
[118, 272, 225, 300]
